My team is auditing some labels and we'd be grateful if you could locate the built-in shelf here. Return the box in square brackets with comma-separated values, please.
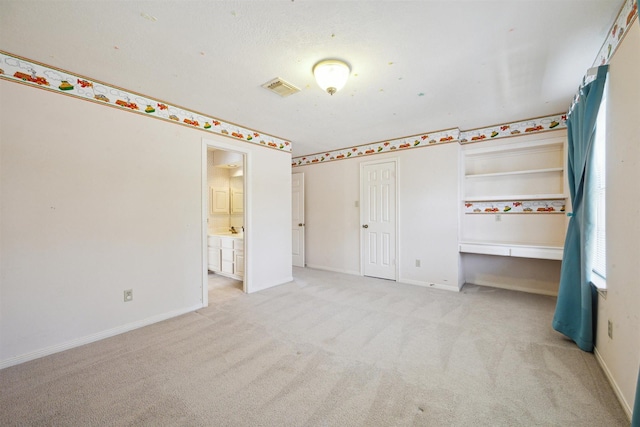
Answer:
[464, 194, 566, 202]
[465, 211, 566, 215]
[460, 130, 568, 262]
[465, 167, 564, 179]
[459, 241, 563, 260]
[464, 139, 564, 157]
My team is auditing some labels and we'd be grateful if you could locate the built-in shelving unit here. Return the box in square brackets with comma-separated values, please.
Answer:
[460, 130, 569, 260]
[464, 194, 566, 202]
[466, 167, 564, 179]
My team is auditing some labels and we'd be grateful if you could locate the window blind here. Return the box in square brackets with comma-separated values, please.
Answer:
[592, 94, 607, 280]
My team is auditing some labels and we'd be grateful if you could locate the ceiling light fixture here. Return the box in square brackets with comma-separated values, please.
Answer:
[313, 59, 350, 95]
[213, 150, 243, 168]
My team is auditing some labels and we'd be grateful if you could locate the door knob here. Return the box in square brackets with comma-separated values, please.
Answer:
[362, 224, 369, 228]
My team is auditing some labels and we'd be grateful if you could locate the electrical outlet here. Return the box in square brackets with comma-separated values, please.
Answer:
[415, 259, 421, 267]
[495, 214, 502, 222]
[124, 289, 133, 302]
[608, 319, 613, 339]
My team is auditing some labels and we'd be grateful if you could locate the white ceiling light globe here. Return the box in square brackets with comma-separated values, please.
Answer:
[313, 60, 350, 95]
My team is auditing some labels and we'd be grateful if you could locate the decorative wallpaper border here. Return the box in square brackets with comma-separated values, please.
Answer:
[0, 51, 292, 152]
[593, 0, 638, 67]
[569, 0, 637, 112]
[291, 112, 567, 167]
[464, 200, 566, 214]
[291, 128, 460, 167]
[458, 113, 567, 144]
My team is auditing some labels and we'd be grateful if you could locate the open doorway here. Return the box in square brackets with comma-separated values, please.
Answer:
[202, 138, 250, 306]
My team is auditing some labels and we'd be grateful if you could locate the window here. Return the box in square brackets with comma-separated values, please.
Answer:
[591, 91, 607, 288]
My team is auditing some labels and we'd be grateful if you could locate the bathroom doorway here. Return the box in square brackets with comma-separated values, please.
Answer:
[202, 137, 250, 306]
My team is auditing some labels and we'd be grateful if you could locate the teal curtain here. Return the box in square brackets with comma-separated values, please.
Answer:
[552, 65, 608, 352]
[633, 5, 640, 427]
[633, 367, 640, 427]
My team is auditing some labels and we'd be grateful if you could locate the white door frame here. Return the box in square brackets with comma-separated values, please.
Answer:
[359, 158, 399, 280]
[292, 172, 305, 267]
[201, 137, 252, 306]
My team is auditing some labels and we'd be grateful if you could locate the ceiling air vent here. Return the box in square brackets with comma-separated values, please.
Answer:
[261, 77, 301, 97]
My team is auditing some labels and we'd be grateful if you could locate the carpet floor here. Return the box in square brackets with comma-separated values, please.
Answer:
[0, 267, 628, 426]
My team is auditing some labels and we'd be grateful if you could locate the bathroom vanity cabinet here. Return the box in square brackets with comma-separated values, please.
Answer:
[208, 234, 244, 279]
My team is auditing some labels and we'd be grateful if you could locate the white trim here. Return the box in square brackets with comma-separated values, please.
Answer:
[243, 151, 251, 292]
[459, 242, 564, 261]
[591, 273, 607, 298]
[458, 145, 465, 290]
[304, 264, 361, 276]
[201, 143, 209, 307]
[0, 304, 203, 370]
[248, 276, 294, 294]
[400, 278, 460, 293]
[463, 279, 559, 297]
[303, 266, 460, 292]
[594, 346, 633, 422]
[291, 172, 306, 268]
[462, 133, 566, 156]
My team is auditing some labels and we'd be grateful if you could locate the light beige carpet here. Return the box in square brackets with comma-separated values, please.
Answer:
[0, 267, 628, 426]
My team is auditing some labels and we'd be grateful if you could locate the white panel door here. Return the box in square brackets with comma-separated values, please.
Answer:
[361, 161, 396, 280]
[292, 173, 305, 267]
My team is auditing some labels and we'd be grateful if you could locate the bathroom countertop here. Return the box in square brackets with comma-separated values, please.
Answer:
[208, 232, 243, 239]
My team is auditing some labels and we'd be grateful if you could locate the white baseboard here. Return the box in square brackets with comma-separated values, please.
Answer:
[248, 276, 294, 293]
[0, 304, 204, 370]
[302, 266, 461, 293]
[594, 346, 633, 421]
[304, 264, 361, 276]
[465, 279, 558, 296]
[399, 278, 461, 292]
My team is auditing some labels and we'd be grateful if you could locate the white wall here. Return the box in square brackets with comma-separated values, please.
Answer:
[397, 143, 461, 288]
[595, 22, 640, 418]
[0, 80, 292, 367]
[237, 139, 292, 293]
[296, 157, 361, 275]
[295, 143, 461, 289]
[462, 254, 561, 295]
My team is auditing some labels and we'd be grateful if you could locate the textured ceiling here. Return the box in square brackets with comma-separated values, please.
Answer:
[0, 1, 623, 156]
